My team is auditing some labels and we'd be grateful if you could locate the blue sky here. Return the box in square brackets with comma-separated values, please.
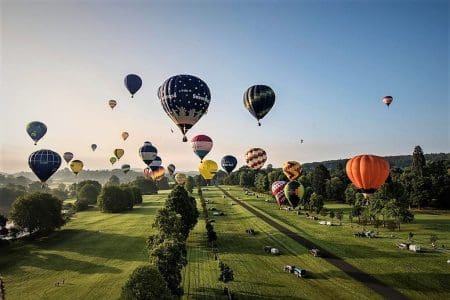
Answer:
[1, 0, 448, 174]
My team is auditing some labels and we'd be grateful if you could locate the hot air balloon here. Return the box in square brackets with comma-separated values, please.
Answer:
[139, 142, 157, 166]
[346, 154, 390, 197]
[26, 121, 47, 145]
[167, 164, 176, 176]
[158, 74, 211, 142]
[91, 144, 97, 151]
[243, 85, 275, 126]
[283, 161, 302, 181]
[28, 149, 61, 183]
[272, 181, 287, 208]
[150, 166, 165, 181]
[109, 99, 117, 110]
[382, 96, 393, 108]
[221, 155, 237, 174]
[245, 148, 267, 170]
[110, 157, 117, 165]
[114, 149, 124, 160]
[125, 74, 142, 98]
[121, 164, 131, 174]
[70, 159, 83, 175]
[144, 167, 151, 178]
[63, 152, 74, 164]
[175, 173, 187, 185]
[149, 156, 162, 172]
[198, 160, 218, 180]
[283, 181, 304, 208]
[121, 132, 129, 141]
[191, 135, 213, 161]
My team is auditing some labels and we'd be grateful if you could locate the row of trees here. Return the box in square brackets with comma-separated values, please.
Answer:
[123, 185, 199, 298]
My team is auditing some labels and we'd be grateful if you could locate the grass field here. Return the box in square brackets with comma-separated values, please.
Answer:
[0, 192, 167, 300]
[182, 188, 379, 299]
[218, 186, 450, 299]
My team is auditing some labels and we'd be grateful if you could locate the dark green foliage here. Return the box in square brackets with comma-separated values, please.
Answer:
[194, 175, 207, 187]
[74, 198, 90, 212]
[239, 170, 256, 187]
[309, 192, 324, 214]
[185, 176, 195, 193]
[268, 170, 288, 184]
[97, 186, 134, 213]
[0, 215, 7, 227]
[121, 265, 172, 300]
[326, 177, 346, 202]
[329, 210, 335, 220]
[149, 208, 184, 243]
[156, 177, 170, 190]
[106, 175, 120, 187]
[9, 193, 65, 235]
[412, 145, 426, 176]
[165, 186, 199, 238]
[344, 184, 358, 205]
[218, 263, 234, 283]
[254, 173, 269, 192]
[78, 183, 100, 205]
[131, 176, 158, 195]
[77, 180, 101, 195]
[311, 164, 330, 197]
[0, 186, 25, 216]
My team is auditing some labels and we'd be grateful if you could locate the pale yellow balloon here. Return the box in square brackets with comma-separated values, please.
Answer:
[114, 149, 124, 160]
[198, 160, 218, 180]
[121, 132, 129, 141]
[70, 160, 84, 175]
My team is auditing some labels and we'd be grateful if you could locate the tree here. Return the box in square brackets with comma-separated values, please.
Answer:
[77, 180, 101, 194]
[97, 186, 133, 213]
[382, 198, 414, 231]
[28, 181, 45, 193]
[239, 170, 256, 187]
[254, 173, 269, 192]
[106, 175, 120, 187]
[9, 193, 65, 235]
[309, 192, 324, 214]
[150, 208, 184, 243]
[156, 177, 170, 190]
[185, 176, 195, 193]
[121, 265, 172, 300]
[131, 176, 158, 195]
[149, 239, 187, 297]
[268, 170, 287, 183]
[311, 165, 330, 197]
[219, 264, 234, 283]
[326, 177, 346, 202]
[345, 184, 358, 205]
[78, 184, 100, 205]
[165, 186, 199, 238]
[412, 145, 426, 177]
[329, 210, 335, 222]
[194, 175, 207, 187]
[0, 186, 25, 215]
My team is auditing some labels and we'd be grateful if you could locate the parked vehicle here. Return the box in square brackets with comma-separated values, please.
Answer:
[309, 248, 321, 257]
[283, 264, 295, 273]
[293, 267, 306, 278]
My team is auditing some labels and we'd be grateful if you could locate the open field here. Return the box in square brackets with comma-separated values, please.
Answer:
[218, 185, 450, 299]
[182, 188, 379, 299]
[0, 192, 167, 300]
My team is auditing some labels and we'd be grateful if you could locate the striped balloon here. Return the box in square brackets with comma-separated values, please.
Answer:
[191, 135, 213, 161]
[271, 181, 287, 208]
[282, 161, 302, 181]
[108, 99, 117, 110]
[139, 142, 157, 166]
[167, 164, 176, 176]
[149, 156, 162, 171]
[245, 148, 267, 170]
[121, 164, 130, 174]
[243, 85, 275, 126]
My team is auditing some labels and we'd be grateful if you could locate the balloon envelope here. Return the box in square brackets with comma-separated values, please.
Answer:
[109, 99, 117, 109]
[139, 142, 157, 166]
[121, 164, 131, 174]
[121, 132, 129, 141]
[245, 148, 267, 170]
[63, 152, 74, 164]
[283, 161, 302, 181]
[243, 85, 275, 126]
[110, 157, 117, 165]
[28, 149, 61, 183]
[70, 160, 84, 175]
[91, 144, 97, 151]
[175, 173, 187, 185]
[283, 181, 304, 208]
[150, 166, 165, 181]
[149, 156, 162, 172]
[158, 74, 211, 142]
[198, 160, 218, 180]
[272, 181, 287, 207]
[383, 96, 393, 107]
[191, 135, 213, 161]
[26, 121, 47, 145]
[167, 164, 176, 176]
[114, 149, 124, 160]
[346, 154, 390, 195]
[221, 155, 237, 174]
[125, 74, 142, 98]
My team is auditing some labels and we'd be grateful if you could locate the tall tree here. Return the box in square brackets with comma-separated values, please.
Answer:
[165, 186, 199, 238]
[311, 164, 330, 197]
[412, 145, 426, 176]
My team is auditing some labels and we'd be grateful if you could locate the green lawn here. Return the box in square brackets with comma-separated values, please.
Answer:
[219, 186, 450, 299]
[182, 188, 379, 299]
[0, 193, 167, 300]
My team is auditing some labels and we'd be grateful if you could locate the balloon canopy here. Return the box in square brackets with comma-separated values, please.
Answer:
[26, 121, 47, 145]
[63, 152, 74, 164]
[109, 99, 117, 110]
[110, 157, 117, 165]
[139, 142, 157, 166]
[28, 149, 61, 183]
[70, 160, 84, 175]
[221, 155, 237, 174]
[198, 160, 218, 180]
[121, 132, 129, 141]
[383, 96, 393, 107]
[346, 154, 390, 196]
[243, 85, 275, 126]
[245, 148, 267, 170]
[114, 149, 124, 160]
[121, 164, 131, 174]
[149, 156, 162, 172]
[124, 74, 142, 98]
[272, 181, 287, 208]
[283, 161, 302, 181]
[167, 164, 176, 176]
[91, 144, 97, 151]
[283, 181, 304, 208]
[191, 135, 213, 161]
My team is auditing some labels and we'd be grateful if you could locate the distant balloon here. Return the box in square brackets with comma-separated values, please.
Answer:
[125, 74, 142, 98]
[121, 132, 129, 141]
[28, 149, 61, 183]
[383, 96, 393, 108]
[167, 164, 176, 176]
[245, 148, 267, 170]
[144, 167, 151, 178]
[158, 74, 211, 142]
[198, 160, 218, 180]
[26, 121, 47, 145]
[109, 99, 117, 110]
[63, 152, 74, 164]
[139, 142, 157, 166]
[283, 181, 304, 208]
[110, 157, 117, 165]
[243, 85, 275, 126]
[70, 159, 84, 175]
[221, 155, 237, 174]
[346, 154, 390, 197]
[149, 156, 162, 172]
[91, 144, 97, 151]
[283, 161, 302, 181]
[114, 149, 124, 160]
[191, 135, 213, 161]
[272, 181, 287, 208]
[300, 139, 304, 144]
[150, 166, 165, 181]
[175, 173, 187, 185]
[121, 164, 131, 174]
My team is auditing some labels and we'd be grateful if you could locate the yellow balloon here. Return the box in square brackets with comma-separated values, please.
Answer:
[121, 132, 129, 141]
[70, 160, 83, 175]
[282, 161, 302, 181]
[198, 160, 218, 180]
[175, 173, 187, 185]
[114, 149, 124, 160]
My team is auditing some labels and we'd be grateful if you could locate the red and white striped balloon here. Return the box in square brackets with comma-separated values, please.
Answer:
[272, 181, 287, 207]
[245, 148, 267, 170]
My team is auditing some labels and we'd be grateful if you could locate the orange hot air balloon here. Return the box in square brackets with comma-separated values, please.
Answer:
[346, 155, 390, 197]
[121, 132, 129, 141]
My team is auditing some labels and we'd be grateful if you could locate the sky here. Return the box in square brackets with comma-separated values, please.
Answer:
[0, 0, 448, 175]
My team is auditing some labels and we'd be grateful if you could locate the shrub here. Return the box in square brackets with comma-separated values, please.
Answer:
[97, 186, 133, 213]
[121, 265, 172, 300]
[78, 184, 100, 205]
[75, 198, 90, 212]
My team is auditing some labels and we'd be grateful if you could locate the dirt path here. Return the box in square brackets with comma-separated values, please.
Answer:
[218, 186, 408, 300]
